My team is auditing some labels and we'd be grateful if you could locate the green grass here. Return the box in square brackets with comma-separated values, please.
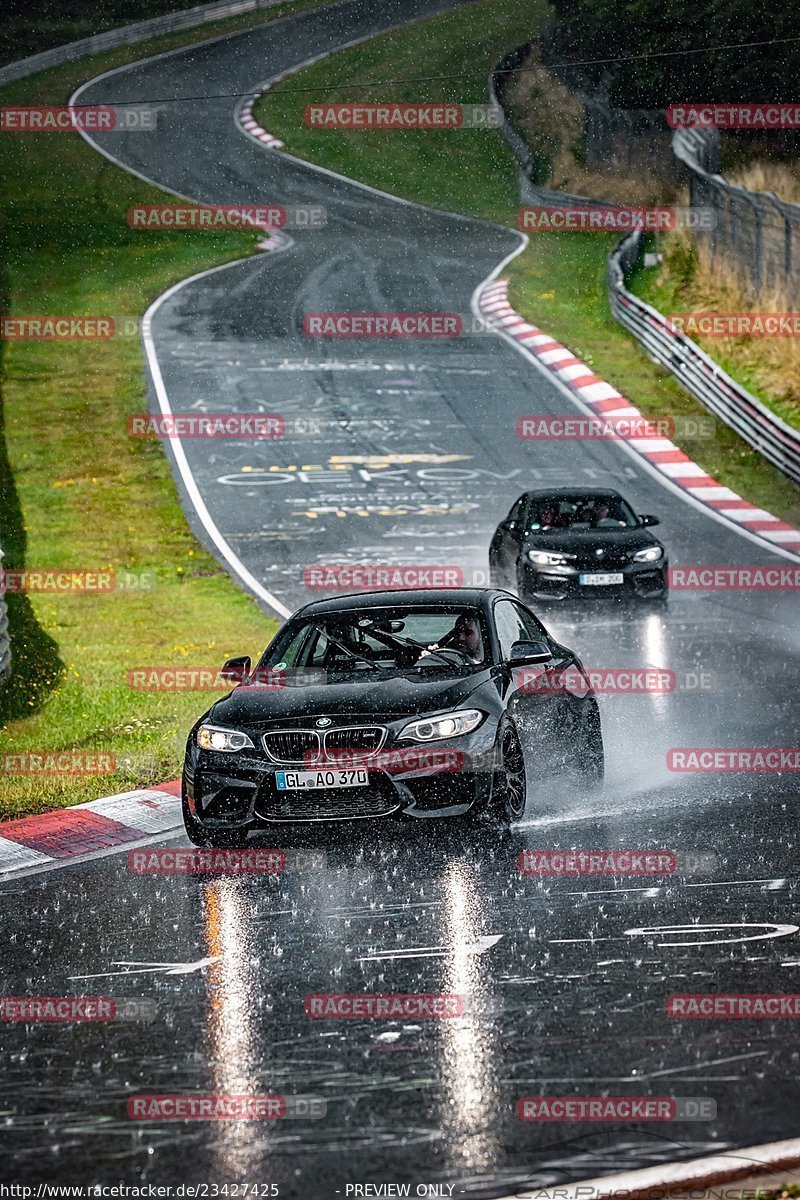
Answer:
[254, 0, 542, 222]
[0, 2, 361, 817]
[256, 5, 800, 526]
[2, 0, 227, 66]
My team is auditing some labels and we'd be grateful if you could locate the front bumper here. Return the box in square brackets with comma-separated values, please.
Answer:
[520, 559, 668, 602]
[183, 725, 498, 831]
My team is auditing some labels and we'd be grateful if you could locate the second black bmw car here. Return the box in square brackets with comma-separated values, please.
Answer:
[490, 487, 668, 603]
[182, 588, 604, 844]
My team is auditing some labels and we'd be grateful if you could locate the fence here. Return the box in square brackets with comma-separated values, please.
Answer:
[0, 0, 289, 87]
[493, 40, 680, 188]
[0, 545, 9, 685]
[674, 127, 800, 304]
[537, 33, 681, 185]
[608, 231, 800, 486]
[490, 47, 618, 209]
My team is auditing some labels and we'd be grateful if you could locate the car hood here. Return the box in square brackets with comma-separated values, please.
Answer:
[208, 668, 492, 727]
[525, 528, 664, 555]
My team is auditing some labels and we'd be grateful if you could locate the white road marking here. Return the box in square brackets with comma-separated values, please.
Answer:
[70, 957, 220, 980]
[624, 922, 799, 947]
[357, 934, 502, 963]
[645, 1051, 768, 1078]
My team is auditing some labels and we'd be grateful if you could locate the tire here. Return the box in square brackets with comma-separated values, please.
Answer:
[486, 721, 528, 825]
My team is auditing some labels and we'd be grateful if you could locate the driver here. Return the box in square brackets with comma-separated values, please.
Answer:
[419, 614, 484, 665]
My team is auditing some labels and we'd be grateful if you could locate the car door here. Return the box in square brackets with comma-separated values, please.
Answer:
[489, 494, 528, 587]
[514, 598, 592, 752]
[494, 598, 580, 759]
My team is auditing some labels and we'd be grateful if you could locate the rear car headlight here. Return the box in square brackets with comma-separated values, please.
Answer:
[633, 546, 663, 563]
[398, 709, 485, 742]
[197, 725, 254, 753]
[528, 550, 577, 566]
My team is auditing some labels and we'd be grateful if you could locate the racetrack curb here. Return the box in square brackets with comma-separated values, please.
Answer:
[493, 1136, 800, 1200]
[0, 780, 182, 879]
[478, 278, 800, 561]
[238, 90, 284, 147]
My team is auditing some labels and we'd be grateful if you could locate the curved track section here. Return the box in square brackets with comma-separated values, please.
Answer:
[3, 1, 800, 1194]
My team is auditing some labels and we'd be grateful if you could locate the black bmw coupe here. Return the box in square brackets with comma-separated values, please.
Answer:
[181, 588, 604, 844]
[490, 487, 668, 603]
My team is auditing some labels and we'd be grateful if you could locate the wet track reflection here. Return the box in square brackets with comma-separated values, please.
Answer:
[3, 781, 800, 1194]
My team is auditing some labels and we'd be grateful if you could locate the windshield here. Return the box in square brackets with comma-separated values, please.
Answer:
[528, 494, 638, 531]
[258, 606, 490, 673]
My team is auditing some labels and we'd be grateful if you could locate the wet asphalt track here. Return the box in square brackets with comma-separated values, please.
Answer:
[4, 0, 800, 1192]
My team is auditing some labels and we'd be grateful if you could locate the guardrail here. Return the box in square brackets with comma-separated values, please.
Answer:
[608, 230, 800, 487]
[0, 0, 288, 88]
[0, 546, 10, 686]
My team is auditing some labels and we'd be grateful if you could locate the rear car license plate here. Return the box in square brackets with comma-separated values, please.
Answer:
[276, 768, 369, 790]
[579, 572, 624, 586]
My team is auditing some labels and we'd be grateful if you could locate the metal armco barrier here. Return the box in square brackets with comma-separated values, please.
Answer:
[608, 230, 800, 487]
[0, 545, 10, 685]
[0, 0, 289, 87]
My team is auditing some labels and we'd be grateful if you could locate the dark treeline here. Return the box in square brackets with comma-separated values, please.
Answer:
[545, 0, 800, 108]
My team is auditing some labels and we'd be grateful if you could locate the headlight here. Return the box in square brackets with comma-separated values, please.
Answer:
[398, 709, 485, 742]
[528, 550, 576, 566]
[633, 545, 663, 563]
[197, 724, 254, 753]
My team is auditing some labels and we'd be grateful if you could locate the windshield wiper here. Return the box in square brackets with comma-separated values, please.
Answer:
[312, 625, 381, 671]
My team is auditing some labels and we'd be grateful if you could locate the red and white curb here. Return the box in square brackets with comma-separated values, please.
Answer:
[479, 278, 800, 559]
[238, 91, 283, 148]
[492, 1136, 800, 1200]
[0, 781, 182, 879]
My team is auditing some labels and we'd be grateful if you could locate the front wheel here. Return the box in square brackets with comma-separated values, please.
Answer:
[486, 722, 527, 825]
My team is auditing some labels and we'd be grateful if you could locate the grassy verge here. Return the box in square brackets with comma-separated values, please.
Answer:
[254, 0, 542, 222]
[5, 0, 800, 820]
[0, 1, 353, 818]
[256, 4, 800, 526]
[505, 233, 800, 526]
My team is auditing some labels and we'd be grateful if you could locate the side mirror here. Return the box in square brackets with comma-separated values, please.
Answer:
[220, 655, 251, 684]
[639, 514, 660, 527]
[509, 640, 551, 665]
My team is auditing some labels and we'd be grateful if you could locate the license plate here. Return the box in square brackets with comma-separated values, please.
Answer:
[275, 768, 369, 790]
[579, 572, 624, 586]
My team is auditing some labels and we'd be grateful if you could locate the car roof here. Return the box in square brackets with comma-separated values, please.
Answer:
[290, 587, 507, 618]
[522, 486, 626, 499]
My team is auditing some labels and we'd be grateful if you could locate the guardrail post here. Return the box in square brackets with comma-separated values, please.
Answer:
[753, 201, 763, 294]
[785, 216, 793, 281]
